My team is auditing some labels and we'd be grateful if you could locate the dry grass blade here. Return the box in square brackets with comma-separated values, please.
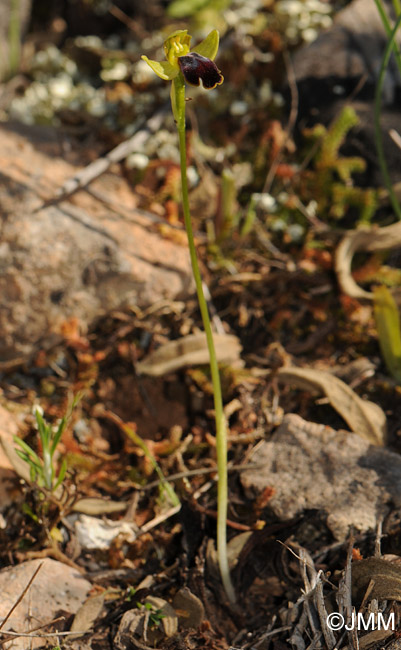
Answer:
[136, 332, 243, 376]
[69, 593, 105, 638]
[277, 367, 386, 445]
[335, 222, 401, 300]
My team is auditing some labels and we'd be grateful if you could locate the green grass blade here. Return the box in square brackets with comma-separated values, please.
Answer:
[14, 436, 42, 466]
[35, 409, 51, 448]
[50, 416, 67, 456]
[53, 458, 68, 490]
[121, 422, 180, 507]
[374, 11, 401, 219]
[373, 285, 401, 382]
[374, 0, 401, 77]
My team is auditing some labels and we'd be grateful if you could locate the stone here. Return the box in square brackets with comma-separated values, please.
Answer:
[0, 405, 25, 509]
[289, 0, 401, 186]
[0, 122, 193, 364]
[241, 413, 401, 541]
[292, 0, 400, 91]
[0, 558, 91, 649]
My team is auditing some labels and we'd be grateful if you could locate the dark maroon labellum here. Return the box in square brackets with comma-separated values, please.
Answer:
[178, 52, 224, 89]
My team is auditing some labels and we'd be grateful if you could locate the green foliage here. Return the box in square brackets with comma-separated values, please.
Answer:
[136, 602, 166, 629]
[303, 106, 377, 222]
[121, 421, 180, 507]
[8, 0, 21, 77]
[373, 285, 401, 383]
[374, 8, 401, 219]
[14, 396, 80, 492]
[315, 106, 359, 169]
[167, 0, 229, 19]
[241, 194, 257, 237]
[126, 586, 137, 601]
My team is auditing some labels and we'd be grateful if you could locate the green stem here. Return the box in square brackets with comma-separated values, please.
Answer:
[374, 11, 401, 220]
[9, 0, 21, 77]
[172, 74, 235, 604]
[392, 0, 401, 18]
[374, 0, 401, 77]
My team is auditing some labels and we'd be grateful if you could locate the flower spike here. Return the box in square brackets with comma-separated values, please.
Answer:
[140, 26, 233, 605]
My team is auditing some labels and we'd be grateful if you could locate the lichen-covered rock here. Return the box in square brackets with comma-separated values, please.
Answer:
[292, 0, 400, 94]
[290, 0, 401, 186]
[241, 413, 401, 540]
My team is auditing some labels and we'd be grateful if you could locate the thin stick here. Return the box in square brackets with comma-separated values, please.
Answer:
[140, 504, 181, 533]
[0, 562, 43, 632]
[35, 106, 167, 210]
[0, 629, 87, 639]
[100, 408, 180, 507]
[263, 49, 298, 194]
[142, 462, 263, 490]
[389, 128, 401, 151]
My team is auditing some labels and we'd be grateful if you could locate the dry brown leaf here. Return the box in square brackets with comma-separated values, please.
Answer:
[72, 497, 128, 515]
[277, 367, 386, 445]
[352, 557, 401, 602]
[335, 222, 401, 299]
[114, 609, 146, 649]
[136, 332, 243, 376]
[70, 593, 105, 637]
[172, 587, 205, 629]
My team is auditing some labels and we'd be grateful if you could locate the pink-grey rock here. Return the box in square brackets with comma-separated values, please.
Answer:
[0, 122, 193, 364]
[0, 558, 91, 649]
[0, 405, 25, 509]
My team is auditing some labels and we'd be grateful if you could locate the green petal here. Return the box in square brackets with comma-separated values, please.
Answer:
[141, 56, 178, 80]
[192, 29, 219, 61]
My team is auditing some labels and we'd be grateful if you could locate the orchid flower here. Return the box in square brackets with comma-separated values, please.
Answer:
[141, 29, 224, 89]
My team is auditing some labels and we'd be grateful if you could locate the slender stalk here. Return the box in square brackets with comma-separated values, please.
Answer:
[393, 0, 401, 18]
[374, 11, 401, 220]
[8, 0, 21, 77]
[172, 74, 236, 603]
[374, 0, 401, 77]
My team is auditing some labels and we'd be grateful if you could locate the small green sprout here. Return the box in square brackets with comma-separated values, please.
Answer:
[14, 397, 79, 491]
[136, 602, 166, 629]
[142, 30, 235, 603]
[126, 586, 137, 601]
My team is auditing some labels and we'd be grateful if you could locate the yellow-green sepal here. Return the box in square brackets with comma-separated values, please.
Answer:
[192, 29, 219, 61]
[141, 56, 179, 80]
